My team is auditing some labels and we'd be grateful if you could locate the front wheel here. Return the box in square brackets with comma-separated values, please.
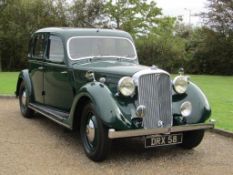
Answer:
[180, 130, 205, 149]
[19, 81, 34, 118]
[80, 103, 111, 161]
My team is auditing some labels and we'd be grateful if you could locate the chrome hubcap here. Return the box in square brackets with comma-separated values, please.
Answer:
[86, 117, 95, 143]
[21, 90, 27, 106]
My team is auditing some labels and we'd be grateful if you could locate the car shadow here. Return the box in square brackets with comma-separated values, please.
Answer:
[32, 113, 196, 162]
[109, 138, 196, 161]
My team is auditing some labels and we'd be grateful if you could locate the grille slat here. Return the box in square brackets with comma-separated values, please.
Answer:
[138, 73, 172, 129]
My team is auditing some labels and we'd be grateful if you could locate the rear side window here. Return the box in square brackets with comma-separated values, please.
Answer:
[48, 36, 64, 62]
[33, 34, 46, 58]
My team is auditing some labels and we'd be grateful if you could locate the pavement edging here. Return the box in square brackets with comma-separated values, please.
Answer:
[210, 128, 233, 138]
[0, 95, 16, 99]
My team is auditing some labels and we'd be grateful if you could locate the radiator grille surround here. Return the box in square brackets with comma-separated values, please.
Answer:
[137, 72, 172, 129]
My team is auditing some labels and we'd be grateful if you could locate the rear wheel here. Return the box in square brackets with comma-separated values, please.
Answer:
[180, 130, 205, 149]
[19, 81, 34, 118]
[80, 103, 111, 161]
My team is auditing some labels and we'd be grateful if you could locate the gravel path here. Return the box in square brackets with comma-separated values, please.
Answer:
[0, 98, 233, 175]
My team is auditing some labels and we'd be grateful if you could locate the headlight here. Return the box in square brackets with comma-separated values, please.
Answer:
[173, 75, 189, 94]
[118, 77, 135, 96]
[180, 101, 192, 117]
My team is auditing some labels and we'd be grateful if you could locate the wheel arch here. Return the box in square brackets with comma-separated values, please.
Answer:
[15, 69, 33, 101]
[72, 95, 91, 130]
[69, 82, 131, 131]
[172, 82, 211, 124]
[16, 77, 23, 97]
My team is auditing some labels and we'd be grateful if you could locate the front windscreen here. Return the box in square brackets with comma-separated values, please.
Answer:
[68, 37, 136, 60]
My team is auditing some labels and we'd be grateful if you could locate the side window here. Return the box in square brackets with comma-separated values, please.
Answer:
[33, 34, 46, 58]
[48, 36, 64, 62]
[27, 38, 33, 58]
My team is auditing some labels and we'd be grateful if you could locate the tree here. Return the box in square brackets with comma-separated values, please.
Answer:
[70, 0, 104, 27]
[192, 0, 233, 75]
[185, 27, 233, 75]
[0, 0, 7, 71]
[103, 0, 162, 37]
[201, 0, 233, 36]
[0, 0, 69, 71]
[136, 17, 187, 72]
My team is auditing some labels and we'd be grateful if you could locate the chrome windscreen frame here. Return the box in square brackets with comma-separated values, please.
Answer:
[66, 36, 138, 61]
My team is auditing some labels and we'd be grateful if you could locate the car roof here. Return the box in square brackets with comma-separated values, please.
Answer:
[35, 27, 133, 40]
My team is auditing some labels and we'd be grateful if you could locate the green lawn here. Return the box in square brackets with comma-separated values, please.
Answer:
[0, 72, 232, 132]
[190, 75, 233, 132]
[0, 72, 18, 95]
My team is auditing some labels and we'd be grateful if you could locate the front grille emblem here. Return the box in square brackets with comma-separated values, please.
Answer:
[158, 120, 164, 127]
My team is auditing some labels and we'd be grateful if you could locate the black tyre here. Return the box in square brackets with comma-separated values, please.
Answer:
[19, 81, 34, 118]
[80, 103, 111, 161]
[180, 130, 205, 149]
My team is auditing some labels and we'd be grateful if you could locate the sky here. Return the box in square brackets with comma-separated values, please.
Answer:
[155, 0, 208, 25]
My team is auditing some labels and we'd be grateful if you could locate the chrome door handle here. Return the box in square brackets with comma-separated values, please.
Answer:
[38, 66, 44, 70]
[60, 71, 68, 74]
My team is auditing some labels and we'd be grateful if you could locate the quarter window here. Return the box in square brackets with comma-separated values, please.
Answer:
[48, 36, 64, 62]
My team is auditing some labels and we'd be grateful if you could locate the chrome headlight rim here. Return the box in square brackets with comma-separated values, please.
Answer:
[180, 101, 192, 117]
[118, 76, 135, 97]
[173, 75, 189, 94]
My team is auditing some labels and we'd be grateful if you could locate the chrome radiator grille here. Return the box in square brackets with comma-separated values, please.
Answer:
[138, 73, 172, 128]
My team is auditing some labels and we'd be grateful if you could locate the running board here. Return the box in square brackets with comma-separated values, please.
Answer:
[29, 103, 71, 129]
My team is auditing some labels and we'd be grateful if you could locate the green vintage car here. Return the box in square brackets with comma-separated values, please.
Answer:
[16, 27, 214, 161]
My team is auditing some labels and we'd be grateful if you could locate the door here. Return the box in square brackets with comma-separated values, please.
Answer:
[29, 33, 46, 104]
[44, 35, 74, 111]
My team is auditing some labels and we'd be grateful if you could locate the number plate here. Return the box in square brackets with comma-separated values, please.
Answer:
[145, 133, 183, 148]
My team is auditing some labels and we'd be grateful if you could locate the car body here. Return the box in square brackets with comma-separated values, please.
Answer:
[16, 27, 214, 161]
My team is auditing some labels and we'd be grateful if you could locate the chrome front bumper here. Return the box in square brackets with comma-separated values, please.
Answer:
[108, 122, 215, 139]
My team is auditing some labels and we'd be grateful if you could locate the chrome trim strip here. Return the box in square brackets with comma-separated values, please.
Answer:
[108, 123, 215, 139]
[28, 104, 71, 129]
